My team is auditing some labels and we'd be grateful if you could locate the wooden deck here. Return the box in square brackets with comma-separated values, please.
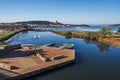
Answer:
[0, 46, 75, 80]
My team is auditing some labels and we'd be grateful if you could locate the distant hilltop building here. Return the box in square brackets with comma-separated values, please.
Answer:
[54, 20, 63, 25]
[55, 20, 59, 24]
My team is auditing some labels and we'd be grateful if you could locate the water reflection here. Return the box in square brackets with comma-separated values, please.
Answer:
[65, 36, 72, 39]
[5, 31, 116, 52]
[63, 35, 111, 52]
[4, 31, 120, 80]
[83, 39, 110, 52]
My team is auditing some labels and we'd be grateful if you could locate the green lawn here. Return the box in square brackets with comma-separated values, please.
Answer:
[0, 28, 26, 47]
[0, 43, 9, 47]
[0, 31, 16, 39]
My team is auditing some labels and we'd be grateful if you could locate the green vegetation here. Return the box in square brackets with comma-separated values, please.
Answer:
[0, 43, 9, 47]
[0, 28, 26, 47]
[0, 31, 18, 40]
[117, 27, 120, 33]
[52, 27, 120, 40]
[52, 27, 120, 48]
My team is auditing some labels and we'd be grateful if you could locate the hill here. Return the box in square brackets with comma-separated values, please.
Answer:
[15, 21, 55, 25]
[110, 24, 120, 26]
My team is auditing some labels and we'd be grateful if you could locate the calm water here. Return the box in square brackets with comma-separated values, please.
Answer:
[35, 25, 119, 32]
[6, 30, 120, 80]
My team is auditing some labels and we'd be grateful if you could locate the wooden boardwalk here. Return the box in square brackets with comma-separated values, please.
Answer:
[0, 68, 20, 80]
[0, 46, 75, 80]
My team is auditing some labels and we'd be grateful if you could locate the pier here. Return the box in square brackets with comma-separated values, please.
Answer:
[0, 45, 75, 80]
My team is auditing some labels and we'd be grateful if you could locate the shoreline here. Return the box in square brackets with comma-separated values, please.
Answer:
[0, 29, 27, 47]
[1, 29, 120, 48]
[52, 30, 120, 48]
[0, 29, 27, 42]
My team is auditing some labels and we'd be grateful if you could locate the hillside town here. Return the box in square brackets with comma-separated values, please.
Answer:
[0, 20, 70, 31]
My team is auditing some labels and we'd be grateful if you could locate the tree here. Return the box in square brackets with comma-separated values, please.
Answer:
[0, 25, 5, 35]
[106, 27, 111, 33]
[106, 27, 112, 37]
[100, 27, 106, 33]
[66, 31, 72, 36]
[100, 27, 106, 37]
[117, 27, 120, 33]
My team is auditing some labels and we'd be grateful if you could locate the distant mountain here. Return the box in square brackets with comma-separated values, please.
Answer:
[110, 24, 120, 26]
[15, 21, 55, 25]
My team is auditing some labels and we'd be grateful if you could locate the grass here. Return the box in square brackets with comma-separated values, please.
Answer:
[52, 30, 120, 48]
[0, 43, 9, 47]
[52, 30, 119, 38]
[52, 30, 100, 39]
[52, 30, 86, 36]
[0, 28, 26, 47]
[0, 31, 16, 39]
[0, 29, 23, 40]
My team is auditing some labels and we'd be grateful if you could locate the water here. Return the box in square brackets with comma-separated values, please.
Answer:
[6, 30, 120, 80]
[35, 25, 119, 32]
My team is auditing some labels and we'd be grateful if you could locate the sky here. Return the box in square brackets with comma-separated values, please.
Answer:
[0, 0, 120, 24]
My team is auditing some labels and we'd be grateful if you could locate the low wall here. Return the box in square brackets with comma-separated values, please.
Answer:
[4, 44, 21, 51]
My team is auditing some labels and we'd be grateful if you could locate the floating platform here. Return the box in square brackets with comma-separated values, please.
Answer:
[0, 46, 75, 80]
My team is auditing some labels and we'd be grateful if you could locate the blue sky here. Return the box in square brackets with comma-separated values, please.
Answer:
[0, 0, 120, 24]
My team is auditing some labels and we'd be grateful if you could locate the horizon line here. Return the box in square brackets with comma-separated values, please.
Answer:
[0, 20, 119, 25]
